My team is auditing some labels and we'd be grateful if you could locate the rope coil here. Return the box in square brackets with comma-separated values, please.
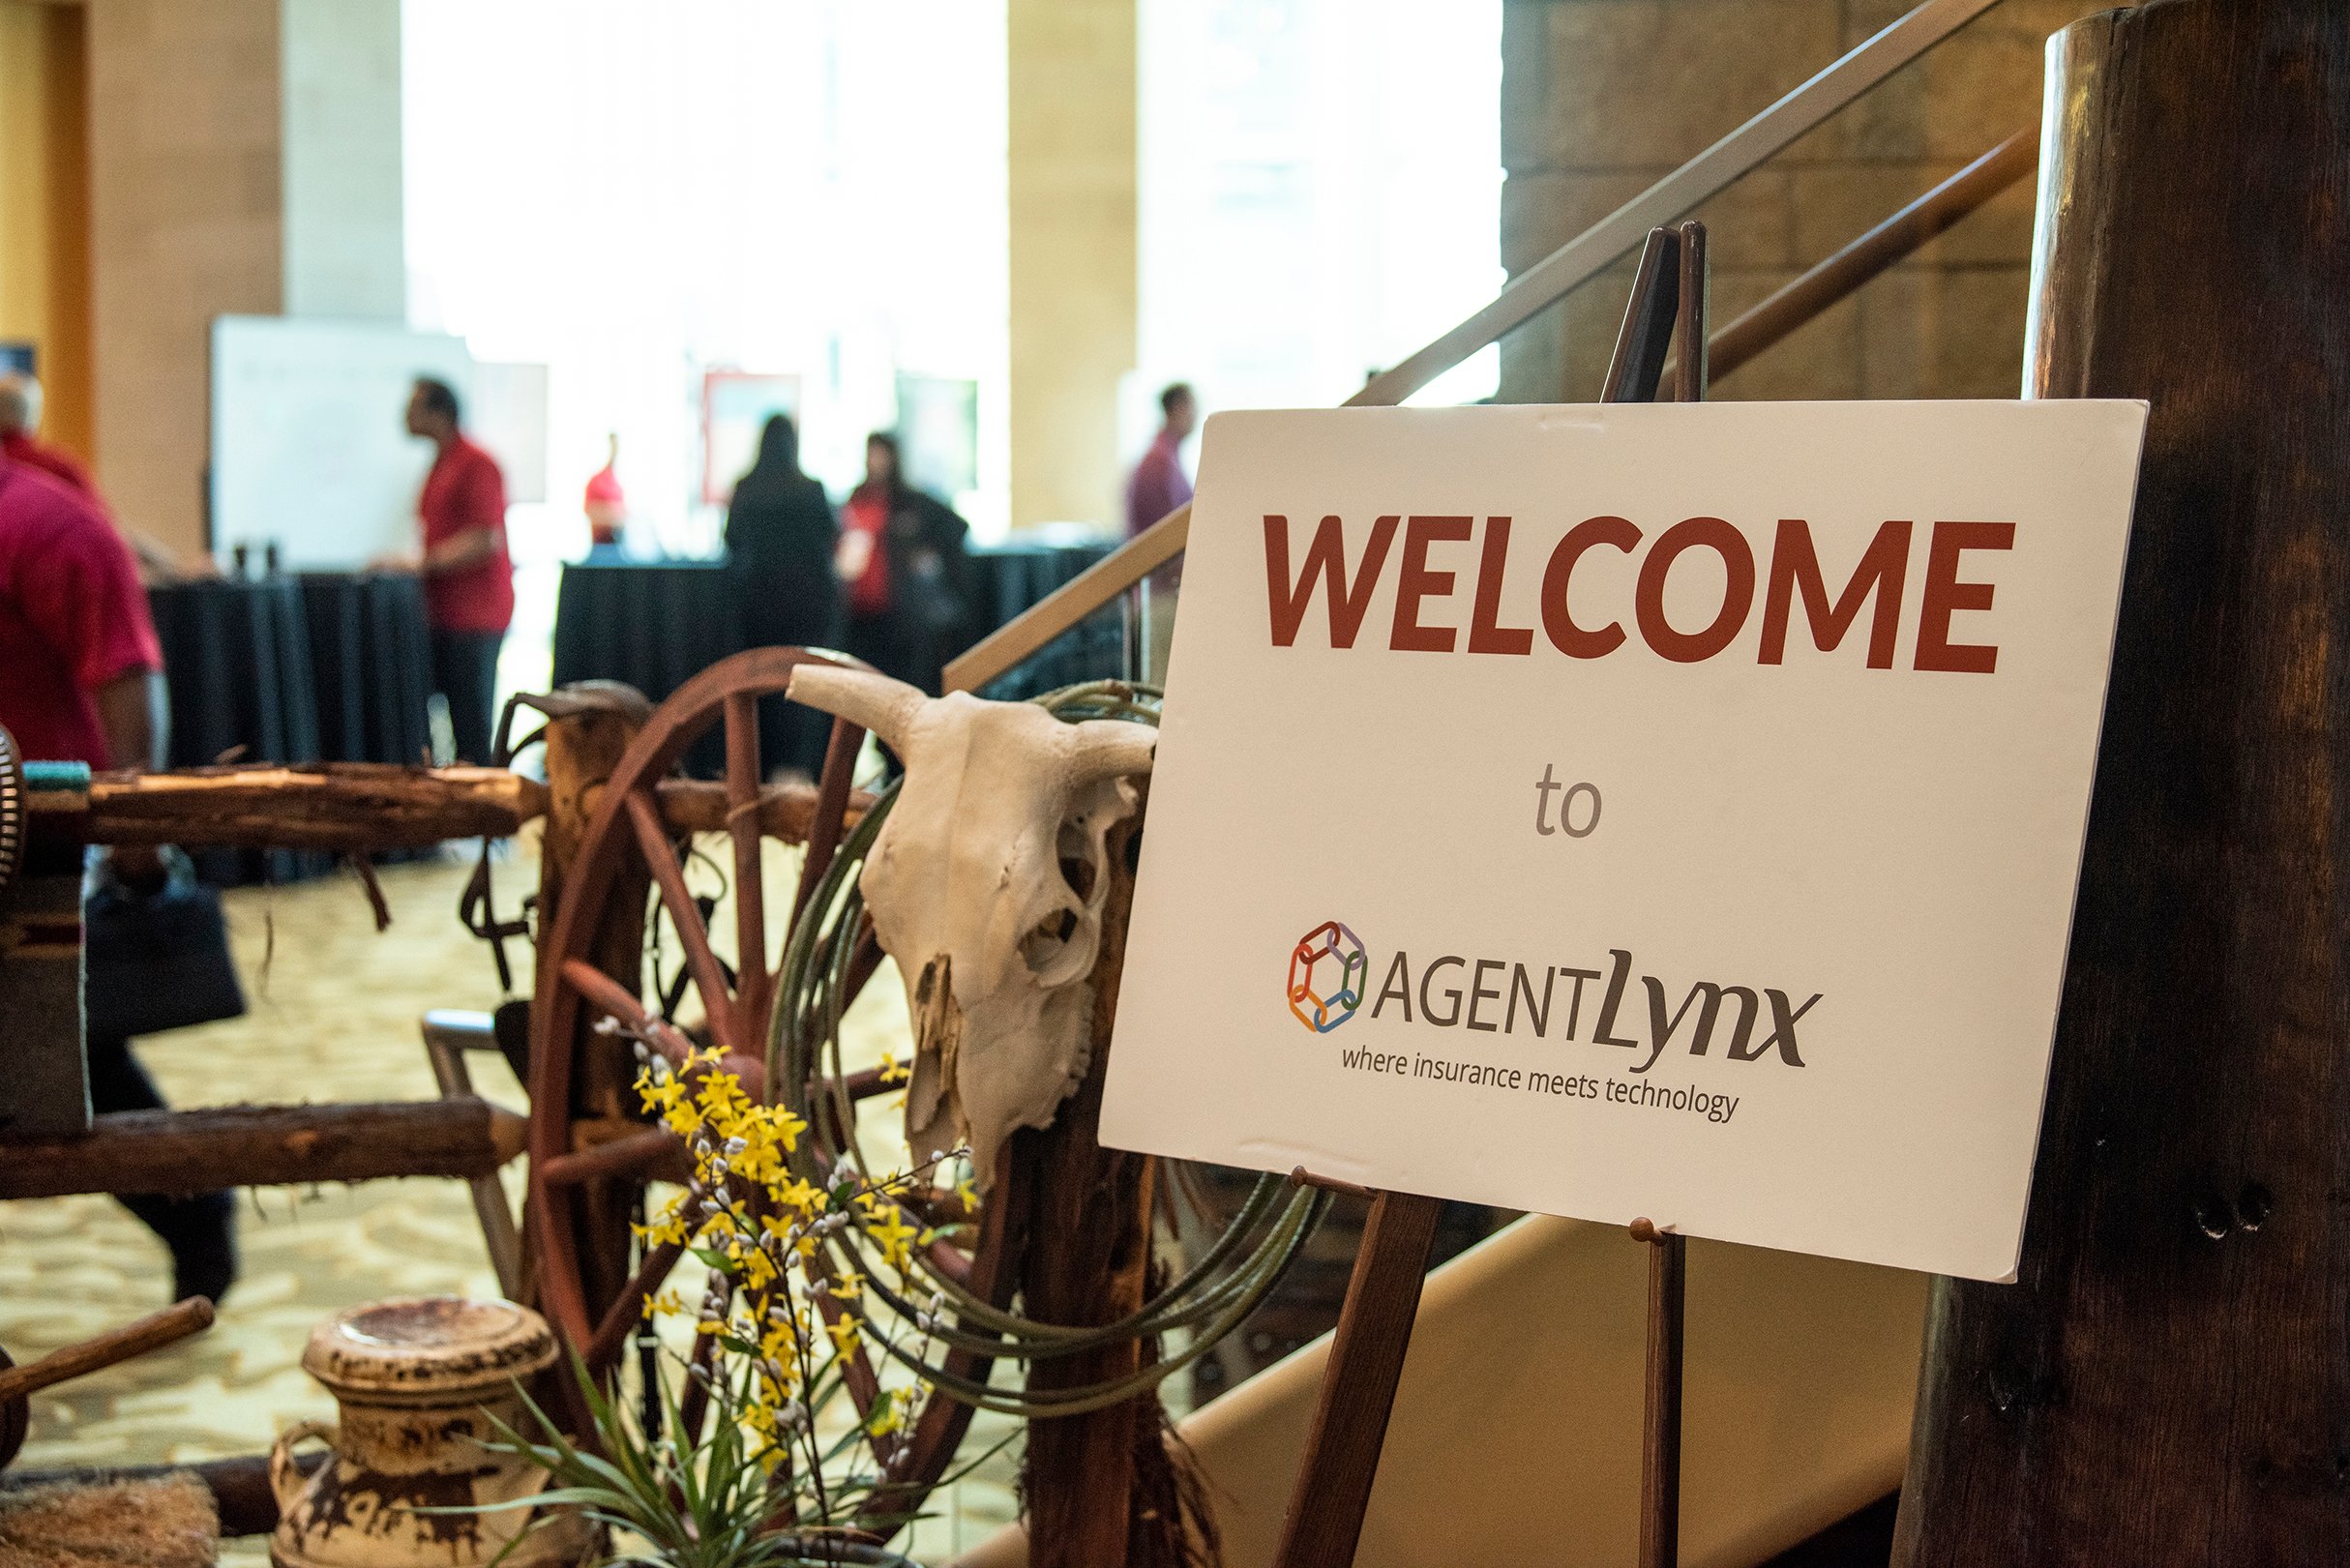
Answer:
[767, 681, 1325, 1417]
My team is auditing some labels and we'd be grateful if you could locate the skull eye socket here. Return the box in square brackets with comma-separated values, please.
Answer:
[1020, 904, 1080, 973]
[1018, 822, 1101, 978]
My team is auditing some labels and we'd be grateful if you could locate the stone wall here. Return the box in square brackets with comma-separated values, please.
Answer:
[1499, 0, 2110, 405]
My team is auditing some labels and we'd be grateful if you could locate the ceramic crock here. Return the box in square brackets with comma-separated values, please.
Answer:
[269, 1295, 593, 1568]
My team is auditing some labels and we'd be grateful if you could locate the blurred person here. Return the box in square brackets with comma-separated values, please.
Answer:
[838, 431, 974, 695]
[725, 414, 841, 778]
[1124, 381, 1197, 538]
[583, 431, 626, 553]
[0, 371, 97, 494]
[0, 451, 238, 1304]
[389, 376, 514, 764]
[1, 371, 193, 583]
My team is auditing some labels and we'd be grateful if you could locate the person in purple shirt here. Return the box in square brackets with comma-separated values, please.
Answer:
[1124, 382, 1198, 538]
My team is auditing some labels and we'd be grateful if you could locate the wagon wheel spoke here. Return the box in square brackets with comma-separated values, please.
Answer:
[540, 1128, 681, 1188]
[625, 786, 742, 1056]
[561, 958, 697, 1070]
[790, 717, 867, 923]
[724, 692, 773, 1052]
[586, 1233, 690, 1371]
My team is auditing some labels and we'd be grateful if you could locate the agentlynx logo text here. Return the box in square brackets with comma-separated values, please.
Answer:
[1287, 921, 1818, 1073]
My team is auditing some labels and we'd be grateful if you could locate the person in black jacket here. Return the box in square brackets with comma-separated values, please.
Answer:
[837, 431, 976, 695]
[726, 414, 842, 778]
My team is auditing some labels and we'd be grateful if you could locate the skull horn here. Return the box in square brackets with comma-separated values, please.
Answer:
[1065, 720, 1157, 787]
[787, 665, 928, 754]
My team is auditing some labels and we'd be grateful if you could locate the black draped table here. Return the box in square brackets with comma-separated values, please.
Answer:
[550, 540, 1119, 772]
[146, 573, 435, 879]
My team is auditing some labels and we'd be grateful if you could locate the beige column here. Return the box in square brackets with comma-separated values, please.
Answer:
[1006, 0, 1136, 531]
[0, 0, 94, 461]
[86, 0, 283, 555]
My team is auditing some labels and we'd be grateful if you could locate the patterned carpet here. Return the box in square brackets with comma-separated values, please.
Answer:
[0, 837, 1019, 1565]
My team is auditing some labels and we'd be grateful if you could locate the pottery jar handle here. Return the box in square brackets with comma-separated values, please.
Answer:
[269, 1419, 339, 1513]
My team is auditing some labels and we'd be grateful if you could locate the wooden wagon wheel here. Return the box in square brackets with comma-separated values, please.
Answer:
[524, 647, 1019, 1511]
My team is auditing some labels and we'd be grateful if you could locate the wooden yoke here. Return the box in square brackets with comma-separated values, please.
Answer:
[1014, 779, 1196, 1568]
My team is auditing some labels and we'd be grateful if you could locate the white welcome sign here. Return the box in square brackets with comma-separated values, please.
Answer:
[1100, 399, 2147, 1282]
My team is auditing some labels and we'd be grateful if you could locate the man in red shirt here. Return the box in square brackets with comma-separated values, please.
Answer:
[0, 373, 100, 496]
[2, 371, 194, 584]
[0, 454, 163, 770]
[1123, 381, 1197, 538]
[0, 452, 238, 1302]
[396, 377, 514, 764]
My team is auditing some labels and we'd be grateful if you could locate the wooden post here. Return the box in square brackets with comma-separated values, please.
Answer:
[531, 686, 652, 1319]
[1016, 782, 1193, 1568]
[1894, 5, 2350, 1561]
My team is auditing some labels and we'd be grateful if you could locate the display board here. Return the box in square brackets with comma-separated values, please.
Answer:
[1101, 399, 2148, 1282]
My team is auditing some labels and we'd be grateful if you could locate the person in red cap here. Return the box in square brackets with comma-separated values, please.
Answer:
[583, 431, 625, 549]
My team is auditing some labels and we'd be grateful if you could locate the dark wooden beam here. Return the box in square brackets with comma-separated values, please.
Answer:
[1895, 4, 2350, 1561]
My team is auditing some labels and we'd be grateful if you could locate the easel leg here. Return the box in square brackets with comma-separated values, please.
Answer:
[1269, 1182, 1443, 1568]
[1635, 1223, 1686, 1568]
[1635, 222, 1704, 1568]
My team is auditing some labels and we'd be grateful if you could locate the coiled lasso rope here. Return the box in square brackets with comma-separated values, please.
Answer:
[767, 680, 1326, 1417]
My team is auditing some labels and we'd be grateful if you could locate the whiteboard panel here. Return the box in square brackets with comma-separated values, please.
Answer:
[209, 316, 471, 570]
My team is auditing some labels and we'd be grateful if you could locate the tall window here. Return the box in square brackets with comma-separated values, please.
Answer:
[403, 0, 1011, 554]
[1133, 0, 1502, 448]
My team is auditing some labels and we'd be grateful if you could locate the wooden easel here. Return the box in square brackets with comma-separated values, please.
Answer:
[1270, 222, 1710, 1568]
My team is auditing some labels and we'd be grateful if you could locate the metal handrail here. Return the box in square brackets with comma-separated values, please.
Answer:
[942, 0, 2012, 695]
[1684, 126, 2038, 385]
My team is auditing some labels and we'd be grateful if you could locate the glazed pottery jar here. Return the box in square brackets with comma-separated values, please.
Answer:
[269, 1296, 593, 1568]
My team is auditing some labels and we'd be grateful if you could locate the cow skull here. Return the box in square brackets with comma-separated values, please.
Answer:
[786, 666, 1156, 1187]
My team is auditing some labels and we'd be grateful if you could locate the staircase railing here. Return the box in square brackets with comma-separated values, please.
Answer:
[942, 0, 2017, 695]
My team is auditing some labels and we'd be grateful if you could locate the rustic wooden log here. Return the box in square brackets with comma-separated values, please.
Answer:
[45, 759, 860, 854]
[651, 778, 872, 843]
[0, 1101, 527, 1199]
[71, 764, 547, 849]
[1894, 5, 2350, 1562]
[1015, 783, 1193, 1568]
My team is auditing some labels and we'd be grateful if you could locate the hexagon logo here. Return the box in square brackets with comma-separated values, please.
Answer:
[1287, 920, 1368, 1033]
